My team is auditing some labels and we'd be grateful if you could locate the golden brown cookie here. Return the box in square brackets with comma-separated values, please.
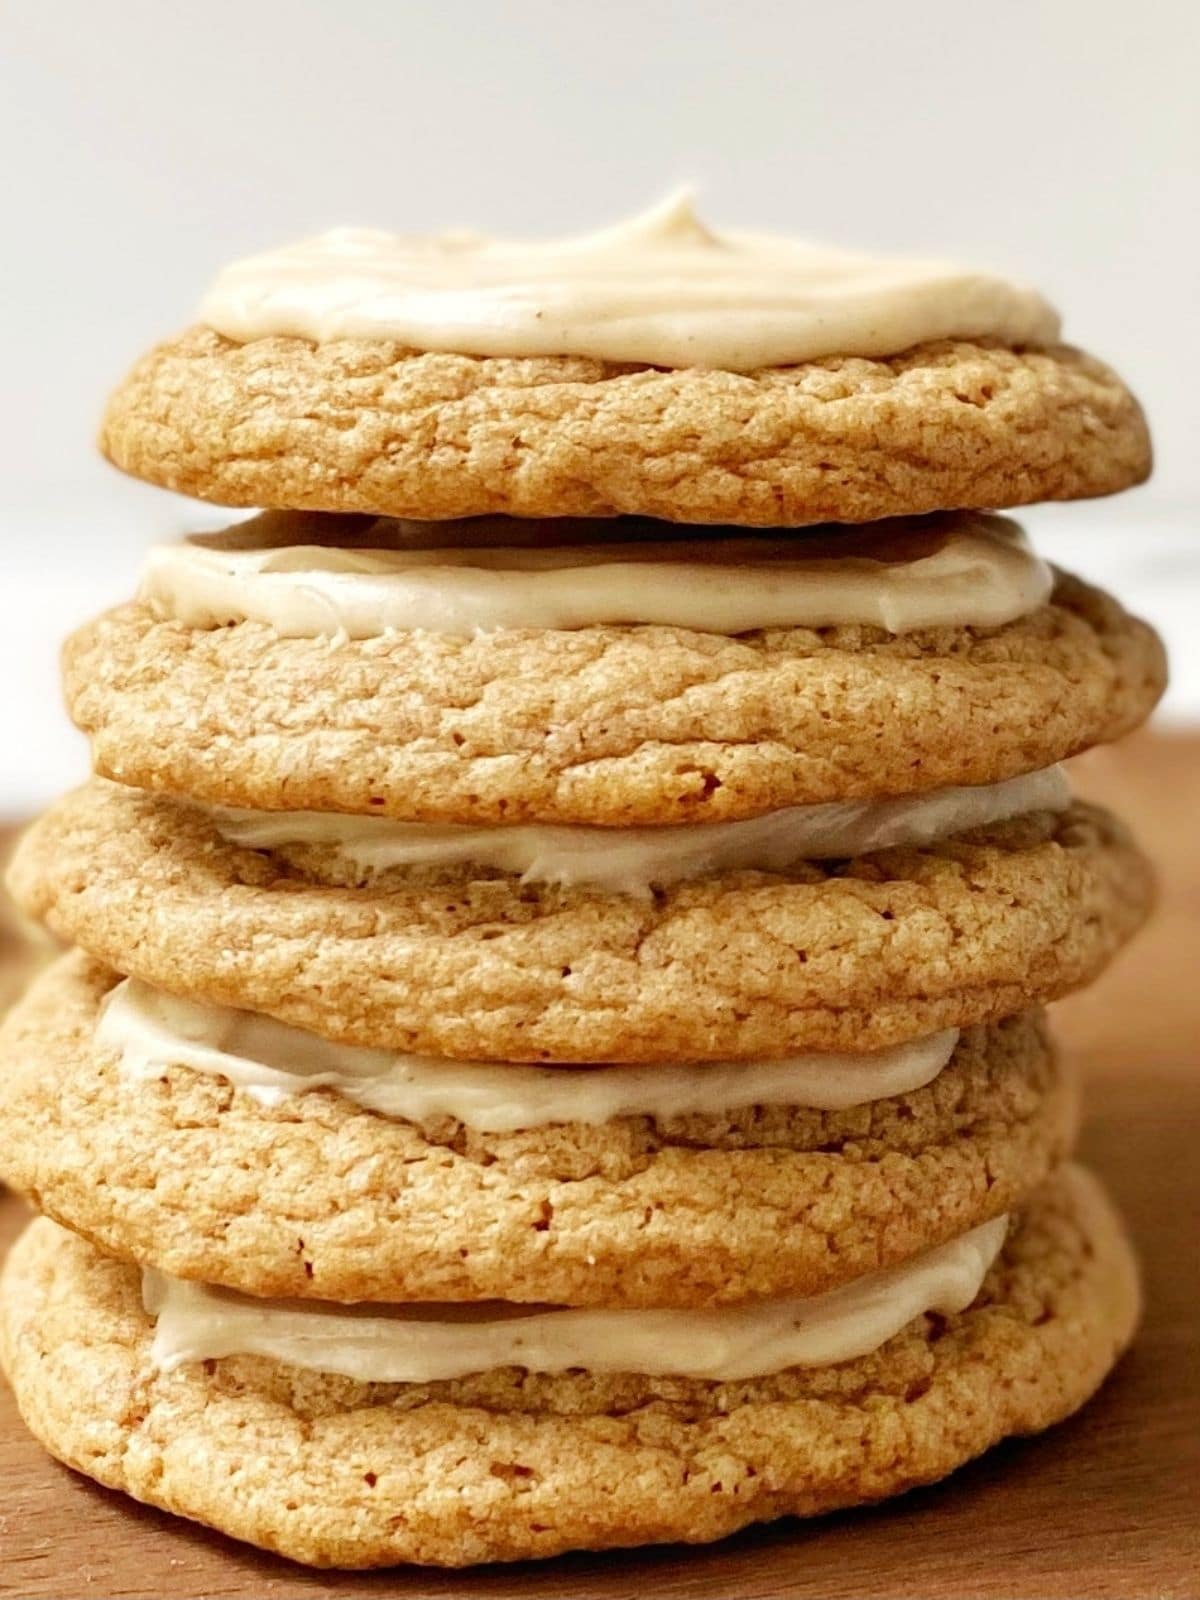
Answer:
[99, 329, 1150, 525]
[7, 782, 1152, 1062]
[0, 830, 50, 1016]
[64, 568, 1165, 824]
[0, 1167, 1139, 1567]
[0, 953, 1076, 1308]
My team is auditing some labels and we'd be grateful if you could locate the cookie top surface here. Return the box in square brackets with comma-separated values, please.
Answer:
[66, 565, 1164, 824]
[0, 953, 1075, 1308]
[0, 1167, 1139, 1566]
[99, 328, 1150, 524]
[7, 781, 1152, 1061]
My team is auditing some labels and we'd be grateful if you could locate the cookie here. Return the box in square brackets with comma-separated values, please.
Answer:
[0, 837, 50, 1016]
[0, 953, 1076, 1307]
[0, 1166, 1139, 1567]
[64, 567, 1165, 825]
[7, 782, 1152, 1062]
[98, 329, 1149, 525]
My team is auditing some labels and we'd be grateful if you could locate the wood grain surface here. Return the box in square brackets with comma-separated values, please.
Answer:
[1, 732, 1197, 1600]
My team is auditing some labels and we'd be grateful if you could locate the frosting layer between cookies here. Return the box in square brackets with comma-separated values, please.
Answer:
[9, 782, 1150, 1062]
[207, 765, 1070, 894]
[0, 958, 1066, 1306]
[141, 511, 1052, 636]
[144, 1212, 1008, 1382]
[0, 1172, 1137, 1564]
[68, 570, 1166, 827]
[198, 191, 1059, 369]
[100, 976, 959, 1128]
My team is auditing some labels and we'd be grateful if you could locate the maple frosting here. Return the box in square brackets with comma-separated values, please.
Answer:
[140, 511, 1053, 638]
[145, 1213, 1008, 1382]
[99, 977, 960, 1130]
[198, 190, 1059, 370]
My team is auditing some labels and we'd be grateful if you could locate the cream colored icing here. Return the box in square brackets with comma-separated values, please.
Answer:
[144, 1212, 1008, 1382]
[198, 190, 1059, 370]
[207, 765, 1070, 895]
[98, 977, 959, 1130]
[140, 510, 1052, 637]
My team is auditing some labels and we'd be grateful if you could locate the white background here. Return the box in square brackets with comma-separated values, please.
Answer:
[2, 0, 1197, 813]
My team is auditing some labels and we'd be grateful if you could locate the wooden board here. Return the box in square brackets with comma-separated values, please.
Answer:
[1, 733, 1197, 1599]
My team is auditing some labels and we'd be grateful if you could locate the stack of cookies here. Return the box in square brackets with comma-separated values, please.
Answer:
[0, 197, 1165, 1568]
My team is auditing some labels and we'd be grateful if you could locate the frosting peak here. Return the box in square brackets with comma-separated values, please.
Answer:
[567, 187, 721, 252]
[198, 192, 1060, 370]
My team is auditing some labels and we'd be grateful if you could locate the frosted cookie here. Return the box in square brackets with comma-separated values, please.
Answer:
[0, 953, 1077, 1307]
[0, 1166, 1139, 1567]
[65, 512, 1166, 824]
[98, 197, 1150, 525]
[7, 780, 1152, 1062]
[0, 821, 55, 1016]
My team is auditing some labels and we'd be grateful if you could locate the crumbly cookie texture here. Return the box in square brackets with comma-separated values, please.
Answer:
[0, 1168, 1139, 1568]
[64, 570, 1165, 824]
[0, 954, 1075, 1308]
[7, 783, 1152, 1062]
[98, 328, 1150, 524]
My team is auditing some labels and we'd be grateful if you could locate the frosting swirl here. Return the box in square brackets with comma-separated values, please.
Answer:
[199, 190, 1060, 370]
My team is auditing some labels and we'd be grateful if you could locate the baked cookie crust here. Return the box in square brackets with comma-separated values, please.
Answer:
[7, 783, 1152, 1062]
[99, 329, 1150, 525]
[0, 954, 1076, 1307]
[0, 1167, 1139, 1567]
[64, 570, 1166, 824]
